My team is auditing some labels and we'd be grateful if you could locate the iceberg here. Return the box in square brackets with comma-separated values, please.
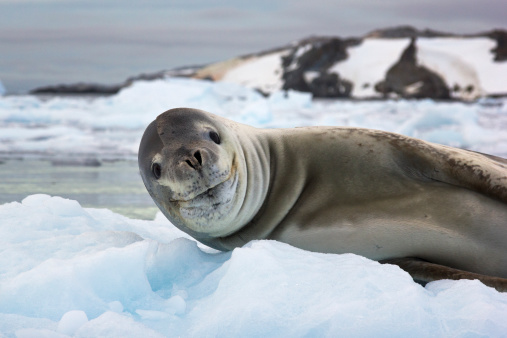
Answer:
[0, 78, 506, 161]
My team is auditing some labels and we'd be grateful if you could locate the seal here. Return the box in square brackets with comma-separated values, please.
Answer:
[139, 108, 507, 291]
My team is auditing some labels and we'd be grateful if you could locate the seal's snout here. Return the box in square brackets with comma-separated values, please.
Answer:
[175, 147, 216, 175]
[183, 150, 204, 171]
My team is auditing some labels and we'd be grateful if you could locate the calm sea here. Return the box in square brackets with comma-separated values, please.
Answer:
[0, 160, 159, 220]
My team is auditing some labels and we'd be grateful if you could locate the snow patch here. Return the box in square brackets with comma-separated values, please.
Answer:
[417, 37, 507, 99]
[329, 38, 412, 97]
[221, 51, 288, 93]
[57, 310, 89, 336]
[1, 195, 507, 336]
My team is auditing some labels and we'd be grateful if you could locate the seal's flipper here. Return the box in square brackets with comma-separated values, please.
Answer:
[381, 258, 507, 292]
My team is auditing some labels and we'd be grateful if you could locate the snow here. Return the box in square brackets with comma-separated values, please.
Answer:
[1, 77, 506, 160]
[1, 78, 507, 335]
[0, 195, 506, 336]
[221, 50, 289, 93]
[329, 37, 507, 100]
[329, 38, 412, 98]
[285, 43, 312, 71]
[417, 37, 507, 99]
[56, 311, 88, 336]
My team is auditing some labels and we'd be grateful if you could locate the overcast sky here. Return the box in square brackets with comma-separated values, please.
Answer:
[1, 0, 506, 93]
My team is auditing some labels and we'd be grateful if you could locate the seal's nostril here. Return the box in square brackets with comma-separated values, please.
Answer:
[186, 159, 196, 170]
[194, 151, 202, 166]
[184, 151, 203, 170]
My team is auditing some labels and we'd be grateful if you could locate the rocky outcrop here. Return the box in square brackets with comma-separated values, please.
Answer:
[488, 29, 507, 61]
[30, 83, 123, 95]
[29, 67, 200, 95]
[281, 37, 358, 97]
[307, 72, 353, 98]
[375, 38, 450, 99]
[366, 26, 454, 38]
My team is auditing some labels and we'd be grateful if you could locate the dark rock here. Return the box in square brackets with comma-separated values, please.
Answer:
[367, 25, 454, 39]
[487, 29, 507, 62]
[29, 66, 202, 95]
[375, 38, 450, 99]
[282, 37, 354, 98]
[30, 83, 122, 95]
[308, 72, 352, 98]
[124, 71, 168, 86]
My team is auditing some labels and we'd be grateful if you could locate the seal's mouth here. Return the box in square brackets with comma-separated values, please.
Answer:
[177, 172, 233, 204]
[175, 167, 238, 220]
[172, 158, 238, 206]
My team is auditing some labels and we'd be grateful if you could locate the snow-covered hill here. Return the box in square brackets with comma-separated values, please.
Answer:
[193, 27, 507, 100]
[27, 26, 507, 101]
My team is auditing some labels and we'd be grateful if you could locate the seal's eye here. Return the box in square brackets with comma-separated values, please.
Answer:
[152, 163, 162, 179]
[209, 131, 221, 145]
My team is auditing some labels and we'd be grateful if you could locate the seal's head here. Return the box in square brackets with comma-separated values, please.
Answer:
[138, 108, 248, 239]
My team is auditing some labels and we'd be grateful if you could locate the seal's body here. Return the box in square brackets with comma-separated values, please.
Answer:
[139, 108, 507, 290]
